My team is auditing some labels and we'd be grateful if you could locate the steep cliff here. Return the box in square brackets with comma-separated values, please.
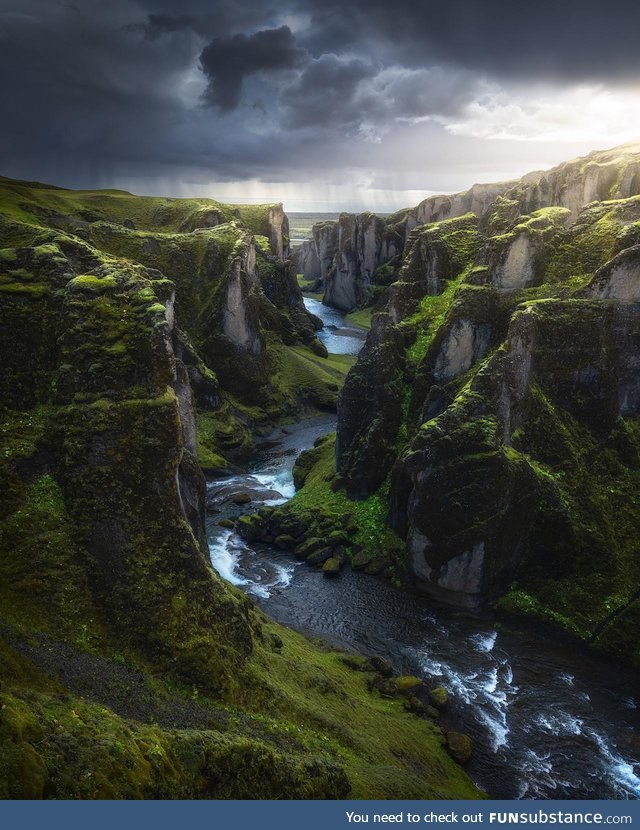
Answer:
[296, 141, 640, 317]
[0, 179, 480, 799]
[0, 179, 345, 468]
[330, 142, 640, 667]
[295, 212, 404, 311]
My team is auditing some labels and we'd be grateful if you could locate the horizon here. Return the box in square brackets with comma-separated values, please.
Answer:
[4, 137, 640, 216]
[2, 1, 640, 212]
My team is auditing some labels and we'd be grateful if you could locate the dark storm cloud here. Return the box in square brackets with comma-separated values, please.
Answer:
[0, 0, 639, 197]
[141, 14, 200, 39]
[199, 26, 308, 110]
[296, 0, 640, 82]
[132, 3, 280, 41]
[280, 55, 376, 128]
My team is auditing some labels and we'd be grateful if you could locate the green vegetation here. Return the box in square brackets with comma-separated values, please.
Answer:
[330, 157, 640, 667]
[0, 176, 480, 799]
[269, 436, 405, 578]
[346, 307, 373, 328]
[296, 272, 323, 299]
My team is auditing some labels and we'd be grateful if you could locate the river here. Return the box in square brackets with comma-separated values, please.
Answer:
[206, 297, 640, 801]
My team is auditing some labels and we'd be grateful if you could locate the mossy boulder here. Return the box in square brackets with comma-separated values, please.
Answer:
[231, 491, 252, 505]
[446, 732, 473, 764]
[395, 676, 423, 695]
[307, 547, 334, 566]
[429, 687, 448, 708]
[236, 515, 264, 542]
[293, 536, 326, 559]
[322, 557, 342, 576]
[310, 337, 329, 357]
[352, 550, 375, 571]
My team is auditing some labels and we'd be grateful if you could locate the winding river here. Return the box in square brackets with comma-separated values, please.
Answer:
[207, 297, 640, 801]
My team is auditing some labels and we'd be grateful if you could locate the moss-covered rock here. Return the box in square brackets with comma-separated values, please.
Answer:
[429, 688, 449, 708]
[0, 178, 483, 801]
[446, 732, 473, 764]
[332, 146, 640, 666]
[322, 557, 342, 575]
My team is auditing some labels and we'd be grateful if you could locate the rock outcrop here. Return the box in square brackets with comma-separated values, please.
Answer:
[266, 203, 290, 261]
[415, 182, 513, 226]
[296, 212, 403, 311]
[296, 141, 640, 319]
[333, 141, 640, 666]
[0, 177, 481, 800]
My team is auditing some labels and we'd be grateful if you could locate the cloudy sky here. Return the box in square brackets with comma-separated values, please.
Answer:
[1, 0, 640, 211]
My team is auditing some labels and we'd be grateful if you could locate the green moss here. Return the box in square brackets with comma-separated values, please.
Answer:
[262, 341, 356, 414]
[0, 469, 100, 641]
[345, 307, 373, 329]
[278, 435, 404, 561]
[67, 275, 118, 293]
[0, 175, 485, 800]
[507, 383, 640, 646]
[196, 407, 252, 470]
[405, 272, 468, 368]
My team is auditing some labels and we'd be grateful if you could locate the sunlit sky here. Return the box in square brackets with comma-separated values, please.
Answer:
[2, 0, 640, 212]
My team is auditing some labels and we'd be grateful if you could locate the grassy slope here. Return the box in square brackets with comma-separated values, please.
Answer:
[0, 177, 481, 799]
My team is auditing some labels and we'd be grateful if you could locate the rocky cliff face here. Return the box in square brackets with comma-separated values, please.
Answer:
[323, 212, 402, 310]
[295, 212, 403, 311]
[297, 142, 640, 318]
[0, 178, 481, 800]
[415, 181, 513, 226]
[266, 203, 290, 261]
[503, 141, 640, 221]
[334, 142, 640, 666]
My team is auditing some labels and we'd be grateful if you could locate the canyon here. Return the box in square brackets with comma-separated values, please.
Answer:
[1, 140, 639, 799]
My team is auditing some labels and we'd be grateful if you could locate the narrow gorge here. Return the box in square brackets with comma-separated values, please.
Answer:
[1, 141, 639, 800]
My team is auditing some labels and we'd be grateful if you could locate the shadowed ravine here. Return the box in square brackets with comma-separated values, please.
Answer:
[207, 299, 640, 801]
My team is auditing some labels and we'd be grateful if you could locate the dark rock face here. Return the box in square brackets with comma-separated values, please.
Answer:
[334, 142, 640, 664]
[0, 180, 484, 802]
[296, 212, 404, 311]
[324, 213, 389, 310]
[336, 313, 411, 495]
[397, 300, 640, 609]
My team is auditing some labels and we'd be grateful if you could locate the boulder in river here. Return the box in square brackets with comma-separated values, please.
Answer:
[232, 491, 252, 505]
[322, 557, 342, 575]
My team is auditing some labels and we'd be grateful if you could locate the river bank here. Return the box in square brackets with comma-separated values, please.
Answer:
[206, 299, 640, 801]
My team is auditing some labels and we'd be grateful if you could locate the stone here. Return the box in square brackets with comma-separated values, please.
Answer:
[394, 676, 423, 695]
[293, 536, 326, 559]
[310, 337, 329, 358]
[404, 696, 426, 716]
[231, 492, 252, 505]
[306, 547, 333, 566]
[429, 687, 448, 709]
[322, 557, 342, 575]
[218, 518, 235, 529]
[327, 530, 349, 548]
[363, 556, 388, 575]
[235, 515, 263, 542]
[366, 655, 394, 677]
[446, 732, 473, 764]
